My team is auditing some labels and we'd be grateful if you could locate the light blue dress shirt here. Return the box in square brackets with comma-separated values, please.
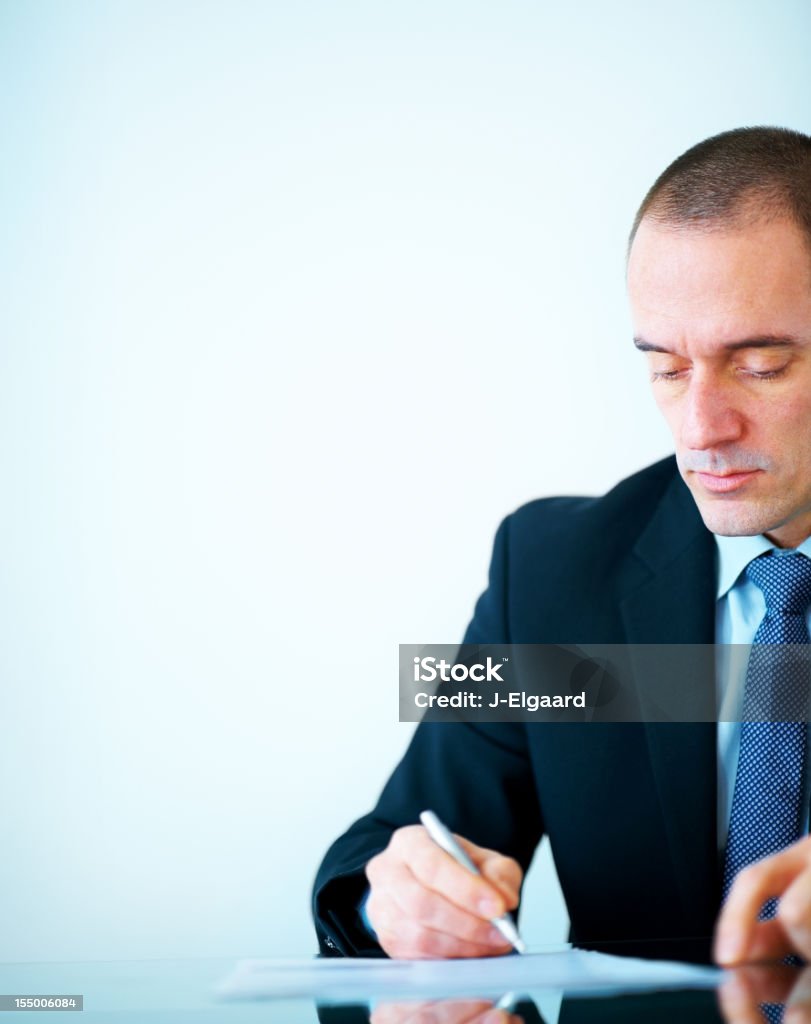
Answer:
[715, 532, 811, 851]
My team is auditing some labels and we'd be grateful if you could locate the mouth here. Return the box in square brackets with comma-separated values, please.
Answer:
[693, 470, 762, 494]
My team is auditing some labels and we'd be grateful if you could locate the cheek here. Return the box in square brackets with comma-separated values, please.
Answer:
[651, 391, 683, 436]
[753, 396, 811, 446]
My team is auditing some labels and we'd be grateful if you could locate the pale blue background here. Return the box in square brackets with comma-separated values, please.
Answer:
[1, 0, 810, 963]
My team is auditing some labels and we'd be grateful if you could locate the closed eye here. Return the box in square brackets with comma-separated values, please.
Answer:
[741, 366, 788, 380]
[650, 369, 687, 382]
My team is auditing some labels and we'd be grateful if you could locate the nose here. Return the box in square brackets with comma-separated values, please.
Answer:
[678, 374, 745, 452]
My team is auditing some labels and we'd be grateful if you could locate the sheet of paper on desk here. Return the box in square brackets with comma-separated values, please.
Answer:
[215, 950, 722, 1003]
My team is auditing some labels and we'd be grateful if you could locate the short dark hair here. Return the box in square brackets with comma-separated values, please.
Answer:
[629, 126, 811, 254]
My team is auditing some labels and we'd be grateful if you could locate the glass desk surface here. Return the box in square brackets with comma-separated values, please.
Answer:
[0, 943, 805, 1024]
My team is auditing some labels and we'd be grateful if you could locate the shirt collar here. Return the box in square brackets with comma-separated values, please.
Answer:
[715, 533, 811, 599]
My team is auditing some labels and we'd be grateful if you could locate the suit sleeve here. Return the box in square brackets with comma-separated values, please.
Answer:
[311, 515, 545, 956]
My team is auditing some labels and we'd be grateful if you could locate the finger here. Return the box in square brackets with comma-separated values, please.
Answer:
[455, 836, 522, 910]
[425, 1000, 500, 1024]
[400, 833, 512, 919]
[786, 1003, 811, 1024]
[370, 897, 512, 959]
[372, 1000, 496, 1024]
[786, 967, 811, 1024]
[724, 964, 800, 1007]
[373, 826, 521, 945]
[734, 919, 796, 965]
[374, 916, 515, 960]
[715, 841, 811, 964]
[368, 861, 512, 949]
[385, 826, 519, 913]
[718, 972, 773, 1024]
[371, 1002, 435, 1024]
[374, 1003, 443, 1024]
[718, 965, 811, 1024]
[779, 867, 811, 961]
[471, 1009, 524, 1024]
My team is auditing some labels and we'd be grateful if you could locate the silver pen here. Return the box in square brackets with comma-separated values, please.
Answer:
[419, 809, 526, 954]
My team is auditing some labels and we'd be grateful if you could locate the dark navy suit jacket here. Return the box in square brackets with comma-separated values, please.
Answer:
[312, 456, 720, 957]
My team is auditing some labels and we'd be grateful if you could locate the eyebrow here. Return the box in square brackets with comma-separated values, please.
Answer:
[632, 335, 802, 354]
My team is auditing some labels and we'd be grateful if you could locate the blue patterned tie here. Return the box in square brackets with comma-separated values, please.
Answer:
[722, 551, 811, 911]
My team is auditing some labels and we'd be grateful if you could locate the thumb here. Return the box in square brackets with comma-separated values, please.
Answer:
[457, 836, 522, 909]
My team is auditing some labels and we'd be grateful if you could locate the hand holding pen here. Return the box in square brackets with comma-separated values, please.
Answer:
[419, 811, 526, 953]
[363, 810, 526, 959]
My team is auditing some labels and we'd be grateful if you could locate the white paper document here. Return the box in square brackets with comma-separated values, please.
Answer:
[216, 950, 722, 1003]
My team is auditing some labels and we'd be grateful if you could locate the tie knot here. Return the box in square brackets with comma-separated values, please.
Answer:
[745, 551, 811, 615]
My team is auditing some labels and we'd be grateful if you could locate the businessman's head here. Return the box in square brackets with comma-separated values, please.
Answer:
[626, 127, 811, 547]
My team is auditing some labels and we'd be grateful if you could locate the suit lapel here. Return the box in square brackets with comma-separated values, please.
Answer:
[619, 471, 720, 931]
[620, 469, 717, 644]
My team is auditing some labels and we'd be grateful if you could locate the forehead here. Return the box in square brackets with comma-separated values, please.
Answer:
[627, 217, 811, 350]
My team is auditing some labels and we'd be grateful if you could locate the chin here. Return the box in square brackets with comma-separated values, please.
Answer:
[693, 500, 772, 539]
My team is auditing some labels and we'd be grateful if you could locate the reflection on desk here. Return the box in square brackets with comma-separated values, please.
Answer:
[0, 948, 805, 1024]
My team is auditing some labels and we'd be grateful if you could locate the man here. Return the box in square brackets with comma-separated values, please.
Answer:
[312, 126, 811, 967]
